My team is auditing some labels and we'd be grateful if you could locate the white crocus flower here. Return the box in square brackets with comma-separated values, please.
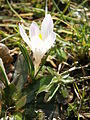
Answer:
[19, 14, 56, 73]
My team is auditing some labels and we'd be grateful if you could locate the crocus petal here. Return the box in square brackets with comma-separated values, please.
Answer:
[30, 36, 43, 52]
[30, 36, 44, 73]
[33, 47, 45, 74]
[19, 24, 31, 47]
[29, 22, 40, 38]
[41, 14, 53, 40]
[44, 32, 56, 52]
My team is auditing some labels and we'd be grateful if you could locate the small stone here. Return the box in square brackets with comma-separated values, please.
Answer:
[0, 43, 13, 64]
[7, 72, 12, 81]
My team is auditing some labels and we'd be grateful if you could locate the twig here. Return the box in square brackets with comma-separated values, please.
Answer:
[60, 63, 90, 75]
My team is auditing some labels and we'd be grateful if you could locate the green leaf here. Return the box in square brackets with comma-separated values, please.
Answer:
[37, 76, 59, 102]
[0, 58, 10, 86]
[13, 54, 28, 92]
[36, 76, 53, 96]
[36, 85, 48, 95]
[56, 48, 67, 62]
[61, 86, 68, 98]
[16, 95, 26, 110]
[15, 115, 22, 120]
[2, 83, 16, 107]
[21, 76, 52, 104]
[18, 43, 34, 79]
[61, 75, 75, 84]
[46, 84, 60, 102]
